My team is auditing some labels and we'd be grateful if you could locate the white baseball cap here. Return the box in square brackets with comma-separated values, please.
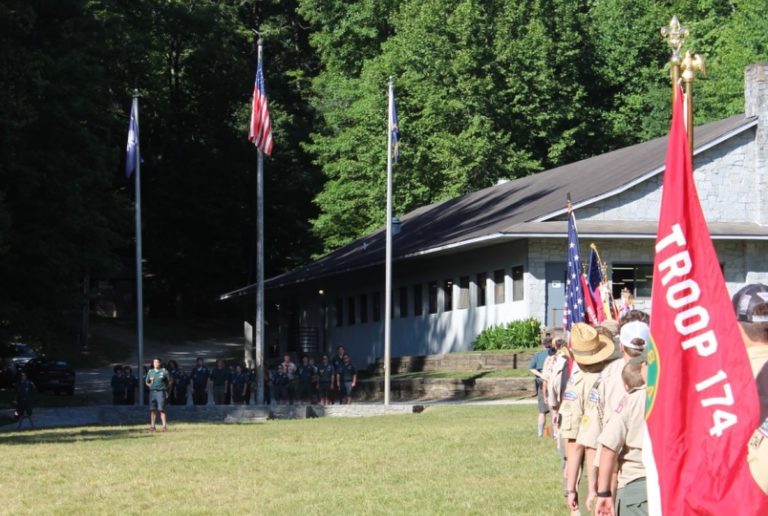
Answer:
[620, 321, 650, 350]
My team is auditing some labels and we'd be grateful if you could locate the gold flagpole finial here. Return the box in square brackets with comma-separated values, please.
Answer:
[661, 16, 688, 104]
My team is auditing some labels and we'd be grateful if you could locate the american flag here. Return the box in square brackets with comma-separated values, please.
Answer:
[564, 207, 585, 330]
[249, 60, 273, 156]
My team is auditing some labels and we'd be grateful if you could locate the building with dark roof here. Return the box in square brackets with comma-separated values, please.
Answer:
[224, 65, 768, 368]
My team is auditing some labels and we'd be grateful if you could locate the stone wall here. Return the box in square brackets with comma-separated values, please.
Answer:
[576, 130, 756, 224]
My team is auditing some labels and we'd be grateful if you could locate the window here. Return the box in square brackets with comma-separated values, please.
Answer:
[612, 264, 653, 298]
[512, 266, 524, 301]
[444, 279, 453, 312]
[347, 297, 355, 325]
[428, 282, 438, 314]
[372, 292, 381, 322]
[413, 284, 423, 316]
[335, 298, 343, 327]
[399, 287, 408, 318]
[476, 273, 487, 307]
[458, 276, 469, 309]
[494, 269, 505, 304]
[359, 294, 368, 323]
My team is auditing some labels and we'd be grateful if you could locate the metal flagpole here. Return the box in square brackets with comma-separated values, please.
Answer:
[255, 39, 265, 406]
[384, 77, 394, 406]
[132, 90, 145, 405]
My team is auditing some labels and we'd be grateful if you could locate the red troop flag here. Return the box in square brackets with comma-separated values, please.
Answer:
[644, 89, 768, 514]
[249, 59, 273, 156]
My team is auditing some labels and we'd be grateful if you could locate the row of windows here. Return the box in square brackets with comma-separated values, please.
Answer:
[335, 266, 524, 327]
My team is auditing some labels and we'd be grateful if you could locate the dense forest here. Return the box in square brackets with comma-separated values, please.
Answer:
[0, 0, 766, 347]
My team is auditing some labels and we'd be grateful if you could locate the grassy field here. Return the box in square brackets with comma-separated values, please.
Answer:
[0, 405, 571, 515]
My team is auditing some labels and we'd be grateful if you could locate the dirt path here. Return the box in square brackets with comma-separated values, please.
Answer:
[78, 321, 245, 403]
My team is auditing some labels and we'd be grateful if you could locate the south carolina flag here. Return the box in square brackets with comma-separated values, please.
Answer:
[644, 90, 768, 514]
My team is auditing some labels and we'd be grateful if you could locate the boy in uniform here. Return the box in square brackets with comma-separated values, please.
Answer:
[331, 346, 345, 404]
[595, 360, 647, 516]
[296, 355, 314, 404]
[111, 365, 126, 405]
[145, 357, 171, 432]
[190, 357, 210, 406]
[316, 354, 334, 405]
[336, 354, 357, 404]
[560, 323, 616, 515]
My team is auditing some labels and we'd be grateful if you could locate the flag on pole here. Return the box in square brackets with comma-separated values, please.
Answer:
[586, 247, 606, 323]
[249, 60, 273, 156]
[126, 98, 138, 177]
[564, 206, 586, 331]
[645, 88, 768, 514]
[390, 90, 400, 163]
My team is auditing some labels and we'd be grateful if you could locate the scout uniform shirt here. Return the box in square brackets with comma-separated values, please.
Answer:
[558, 362, 603, 446]
[547, 350, 569, 408]
[598, 386, 646, 489]
[146, 367, 171, 391]
[577, 357, 624, 449]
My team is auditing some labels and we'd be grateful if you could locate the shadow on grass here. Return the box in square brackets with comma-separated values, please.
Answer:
[0, 426, 152, 445]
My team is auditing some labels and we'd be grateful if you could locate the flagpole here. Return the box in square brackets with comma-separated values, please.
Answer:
[384, 77, 394, 407]
[132, 90, 144, 405]
[255, 38, 265, 406]
[681, 50, 705, 165]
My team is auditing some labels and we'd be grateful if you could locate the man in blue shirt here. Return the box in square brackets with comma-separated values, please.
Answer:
[529, 336, 554, 437]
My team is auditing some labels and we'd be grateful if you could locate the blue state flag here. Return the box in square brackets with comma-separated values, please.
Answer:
[391, 91, 400, 163]
[125, 98, 138, 178]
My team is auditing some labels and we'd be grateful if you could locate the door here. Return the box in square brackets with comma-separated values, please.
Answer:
[545, 262, 567, 327]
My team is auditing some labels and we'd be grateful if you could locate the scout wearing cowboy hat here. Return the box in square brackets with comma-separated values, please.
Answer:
[560, 322, 618, 514]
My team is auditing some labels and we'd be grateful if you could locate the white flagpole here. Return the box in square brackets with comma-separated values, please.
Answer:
[384, 77, 394, 406]
[255, 39, 265, 406]
[132, 90, 144, 405]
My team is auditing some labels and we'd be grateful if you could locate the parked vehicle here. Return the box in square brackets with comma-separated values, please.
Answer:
[9, 343, 39, 371]
[1, 342, 39, 388]
[24, 358, 76, 395]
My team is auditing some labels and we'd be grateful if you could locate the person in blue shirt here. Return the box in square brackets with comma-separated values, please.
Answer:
[529, 336, 555, 437]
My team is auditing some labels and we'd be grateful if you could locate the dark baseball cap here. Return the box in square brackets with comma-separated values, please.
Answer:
[732, 283, 768, 323]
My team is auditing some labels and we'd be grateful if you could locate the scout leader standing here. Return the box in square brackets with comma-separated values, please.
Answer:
[146, 357, 171, 432]
[560, 323, 616, 515]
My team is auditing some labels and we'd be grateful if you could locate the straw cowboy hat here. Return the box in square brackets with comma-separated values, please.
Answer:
[570, 322, 615, 365]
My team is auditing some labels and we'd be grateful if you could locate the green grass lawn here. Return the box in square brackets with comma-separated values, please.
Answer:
[0, 405, 572, 515]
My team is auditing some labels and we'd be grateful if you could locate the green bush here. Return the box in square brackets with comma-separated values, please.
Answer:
[473, 318, 542, 351]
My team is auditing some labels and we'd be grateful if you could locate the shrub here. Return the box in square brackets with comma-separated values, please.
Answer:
[473, 318, 542, 351]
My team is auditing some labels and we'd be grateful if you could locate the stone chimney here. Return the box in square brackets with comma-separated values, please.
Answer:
[746, 64, 768, 225]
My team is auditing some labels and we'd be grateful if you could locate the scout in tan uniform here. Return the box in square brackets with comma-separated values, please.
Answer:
[544, 336, 568, 441]
[595, 360, 647, 516]
[579, 319, 650, 506]
[561, 323, 615, 514]
[732, 284, 768, 495]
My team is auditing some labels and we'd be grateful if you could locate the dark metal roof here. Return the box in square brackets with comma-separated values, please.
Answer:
[221, 113, 757, 298]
